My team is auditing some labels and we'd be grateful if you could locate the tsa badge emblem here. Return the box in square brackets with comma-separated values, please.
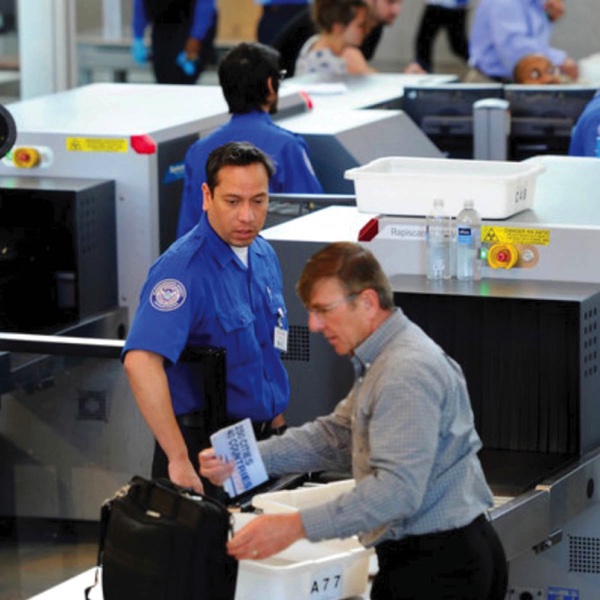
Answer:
[150, 279, 187, 312]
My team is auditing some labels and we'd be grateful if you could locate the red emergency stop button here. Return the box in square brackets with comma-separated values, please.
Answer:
[488, 243, 518, 269]
[13, 147, 41, 168]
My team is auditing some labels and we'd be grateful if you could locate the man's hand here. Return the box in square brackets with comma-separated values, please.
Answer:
[199, 447, 235, 486]
[227, 513, 306, 560]
[169, 457, 205, 494]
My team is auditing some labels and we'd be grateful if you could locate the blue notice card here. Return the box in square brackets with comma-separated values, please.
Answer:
[210, 418, 268, 497]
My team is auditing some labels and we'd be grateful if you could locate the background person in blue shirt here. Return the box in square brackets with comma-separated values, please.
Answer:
[176, 42, 323, 238]
[201, 242, 508, 600]
[131, 0, 218, 84]
[466, 0, 578, 83]
[569, 91, 600, 157]
[123, 142, 290, 495]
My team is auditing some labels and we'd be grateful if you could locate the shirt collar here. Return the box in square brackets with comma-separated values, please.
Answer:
[197, 212, 266, 269]
[351, 308, 407, 378]
[230, 110, 272, 124]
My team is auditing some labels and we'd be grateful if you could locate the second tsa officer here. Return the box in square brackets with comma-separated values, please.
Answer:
[131, 0, 218, 84]
[123, 142, 290, 496]
[177, 42, 323, 238]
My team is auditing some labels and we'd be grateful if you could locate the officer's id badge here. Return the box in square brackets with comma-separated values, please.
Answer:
[274, 326, 288, 352]
[274, 307, 288, 352]
[150, 279, 187, 312]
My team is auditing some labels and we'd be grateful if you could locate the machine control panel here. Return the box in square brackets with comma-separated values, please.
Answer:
[366, 215, 547, 274]
[4, 145, 53, 169]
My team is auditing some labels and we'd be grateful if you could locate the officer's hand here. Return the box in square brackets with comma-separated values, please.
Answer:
[131, 37, 148, 64]
[168, 458, 204, 494]
[184, 37, 201, 60]
[176, 37, 202, 76]
[176, 51, 197, 76]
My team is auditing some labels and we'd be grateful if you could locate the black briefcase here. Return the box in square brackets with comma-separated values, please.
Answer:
[87, 475, 238, 600]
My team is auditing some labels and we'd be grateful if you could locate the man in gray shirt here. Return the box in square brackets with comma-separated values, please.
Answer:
[201, 241, 507, 599]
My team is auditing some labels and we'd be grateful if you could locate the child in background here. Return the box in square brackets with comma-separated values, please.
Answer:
[295, 0, 374, 76]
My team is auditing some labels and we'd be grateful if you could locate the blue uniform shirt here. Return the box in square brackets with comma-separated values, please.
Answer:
[569, 91, 600, 157]
[469, 0, 566, 80]
[176, 110, 323, 238]
[123, 212, 290, 421]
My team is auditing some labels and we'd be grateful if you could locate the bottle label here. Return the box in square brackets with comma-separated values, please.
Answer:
[457, 226, 473, 244]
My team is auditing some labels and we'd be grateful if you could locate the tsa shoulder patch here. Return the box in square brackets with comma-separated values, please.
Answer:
[150, 279, 187, 312]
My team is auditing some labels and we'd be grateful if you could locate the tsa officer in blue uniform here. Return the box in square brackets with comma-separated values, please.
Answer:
[123, 142, 290, 495]
[131, 0, 218, 84]
[176, 42, 323, 238]
[569, 90, 600, 157]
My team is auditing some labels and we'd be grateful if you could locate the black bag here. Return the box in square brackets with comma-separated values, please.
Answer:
[87, 476, 238, 600]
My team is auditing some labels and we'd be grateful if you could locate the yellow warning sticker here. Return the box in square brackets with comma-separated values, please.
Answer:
[481, 226, 550, 246]
[66, 137, 128, 153]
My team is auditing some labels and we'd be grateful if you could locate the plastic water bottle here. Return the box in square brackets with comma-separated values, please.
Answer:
[426, 198, 452, 280]
[455, 199, 482, 281]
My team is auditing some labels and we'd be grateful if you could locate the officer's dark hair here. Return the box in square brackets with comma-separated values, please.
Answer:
[313, 0, 368, 32]
[297, 242, 394, 310]
[218, 42, 281, 114]
[205, 142, 275, 194]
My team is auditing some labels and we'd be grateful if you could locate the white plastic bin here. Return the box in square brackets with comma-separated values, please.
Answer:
[252, 480, 356, 514]
[233, 510, 371, 600]
[345, 156, 545, 219]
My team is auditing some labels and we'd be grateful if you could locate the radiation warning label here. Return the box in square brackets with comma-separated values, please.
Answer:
[482, 226, 550, 246]
[66, 137, 129, 153]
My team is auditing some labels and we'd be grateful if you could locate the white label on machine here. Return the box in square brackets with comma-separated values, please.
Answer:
[309, 565, 344, 599]
[377, 223, 425, 241]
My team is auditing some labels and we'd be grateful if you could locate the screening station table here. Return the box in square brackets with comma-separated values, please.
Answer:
[29, 567, 372, 600]
[283, 72, 457, 111]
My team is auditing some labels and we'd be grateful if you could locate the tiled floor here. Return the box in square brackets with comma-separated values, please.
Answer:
[0, 519, 99, 600]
